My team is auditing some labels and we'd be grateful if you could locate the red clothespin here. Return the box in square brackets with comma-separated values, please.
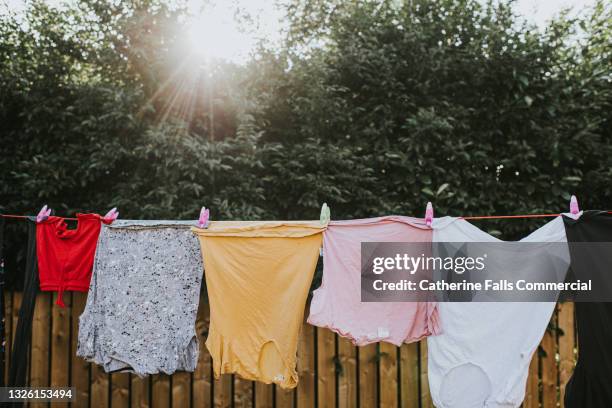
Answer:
[198, 206, 210, 228]
[103, 207, 119, 223]
[568, 195, 580, 219]
[36, 205, 52, 223]
[425, 202, 434, 227]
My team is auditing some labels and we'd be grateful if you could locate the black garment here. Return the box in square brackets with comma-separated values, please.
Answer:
[0, 216, 5, 387]
[563, 211, 612, 407]
[8, 217, 39, 388]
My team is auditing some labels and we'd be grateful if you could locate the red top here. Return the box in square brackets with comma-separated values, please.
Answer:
[36, 213, 111, 307]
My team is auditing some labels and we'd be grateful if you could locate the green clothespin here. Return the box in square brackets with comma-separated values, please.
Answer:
[320, 203, 331, 225]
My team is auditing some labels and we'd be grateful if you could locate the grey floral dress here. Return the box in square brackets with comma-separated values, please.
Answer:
[77, 220, 204, 376]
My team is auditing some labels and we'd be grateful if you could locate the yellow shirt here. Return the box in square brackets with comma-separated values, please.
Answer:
[192, 221, 325, 388]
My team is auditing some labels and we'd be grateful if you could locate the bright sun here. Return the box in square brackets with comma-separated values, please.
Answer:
[186, 9, 240, 61]
[153, 2, 277, 123]
[184, 1, 279, 63]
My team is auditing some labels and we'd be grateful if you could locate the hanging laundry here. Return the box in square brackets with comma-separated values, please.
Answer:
[563, 211, 612, 407]
[0, 216, 4, 387]
[77, 220, 203, 376]
[8, 217, 40, 391]
[307, 216, 439, 346]
[427, 216, 570, 408]
[36, 213, 112, 307]
[192, 221, 325, 389]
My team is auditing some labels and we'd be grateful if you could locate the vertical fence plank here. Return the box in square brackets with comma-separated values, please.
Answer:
[30, 293, 51, 408]
[193, 299, 212, 407]
[51, 292, 70, 408]
[558, 302, 575, 408]
[91, 364, 110, 408]
[296, 322, 315, 408]
[91, 364, 109, 408]
[379, 343, 398, 408]
[419, 341, 434, 408]
[359, 343, 377, 408]
[400, 343, 419, 408]
[213, 374, 232, 408]
[541, 311, 558, 408]
[10, 291, 22, 387]
[111, 373, 131, 408]
[255, 382, 273, 408]
[337, 337, 356, 408]
[172, 371, 192, 408]
[524, 350, 540, 408]
[233, 376, 253, 408]
[11, 291, 22, 370]
[152, 374, 171, 408]
[71, 292, 90, 408]
[4, 291, 12, 383]
[317, 328, 336, 407]
[275, 385, 294, 408]
[10, 291, 21, 332]
[131, 374, 151, 408]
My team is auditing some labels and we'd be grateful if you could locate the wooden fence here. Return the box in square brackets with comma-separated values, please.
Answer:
[3, 291, 577, 408]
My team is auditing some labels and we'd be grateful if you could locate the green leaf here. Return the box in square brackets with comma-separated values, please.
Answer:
[422, 187, 435, 197]
[436, 183, 449, 196]
[563, 176, 582, 182]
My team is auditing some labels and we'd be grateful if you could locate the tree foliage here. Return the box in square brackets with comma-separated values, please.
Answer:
[252, 0, 611, 235]
[0, 0, 610, 239]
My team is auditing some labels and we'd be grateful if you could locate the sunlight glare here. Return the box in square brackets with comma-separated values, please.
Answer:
[185, 3, 254, 63]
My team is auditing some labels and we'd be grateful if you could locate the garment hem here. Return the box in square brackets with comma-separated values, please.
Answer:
[307, 316, 435, 347]
[206, 333, 299, 389]
[40, 284, 89, 292]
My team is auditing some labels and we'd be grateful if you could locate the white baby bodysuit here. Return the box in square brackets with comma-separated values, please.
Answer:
[428, 216, 570, 408]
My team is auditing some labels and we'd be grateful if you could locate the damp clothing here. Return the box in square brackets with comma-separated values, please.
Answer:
[37, 213, 111, 307]
[563, 211, 612, 407]
[0, 216, 4, 386]
[307, 216, 439, 346]
[8, 217, 40, 390]
[428, 216, 570, 408]
[78, 220, 204, 376]
[192, 221, 325, 389]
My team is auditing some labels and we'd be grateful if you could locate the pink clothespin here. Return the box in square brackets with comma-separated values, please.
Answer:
[36, 205, 52, 223]
[425, 202, 434, 227]
[198, 207, 210, 228]
[569, 195, 580, 219]
[103, 207, 119, 223]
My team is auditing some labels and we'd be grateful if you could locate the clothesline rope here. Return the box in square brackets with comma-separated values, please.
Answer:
[463, 211, 612, 220]
[0, 214, 78, 220]
[1, 211, 611, 222]
[464, 214, 561, 220]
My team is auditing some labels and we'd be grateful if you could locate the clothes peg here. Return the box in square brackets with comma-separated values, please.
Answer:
[198, 207, 210, 228]
[568, 195, 581, 219]
[425, 202, 434, 227]
[320, 203, 331, 225]
[103, 207, 119, 222]
[570, 195, 579, 214]
[36, 205, 52, 223]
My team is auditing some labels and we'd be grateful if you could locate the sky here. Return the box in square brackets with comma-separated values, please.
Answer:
[2, 0, 597, 63]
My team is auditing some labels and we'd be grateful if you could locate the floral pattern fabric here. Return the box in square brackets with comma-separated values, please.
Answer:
[77, 220, 204, 376]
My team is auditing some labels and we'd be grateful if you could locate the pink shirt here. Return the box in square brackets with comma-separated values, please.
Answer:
[307, 216, 439, 346]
